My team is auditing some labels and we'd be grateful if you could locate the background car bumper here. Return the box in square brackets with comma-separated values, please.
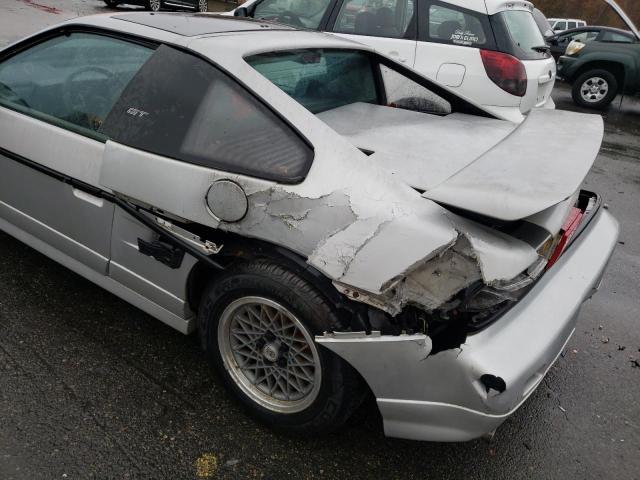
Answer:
[318, 209, 619, 442]
[557, 56, 580, 82]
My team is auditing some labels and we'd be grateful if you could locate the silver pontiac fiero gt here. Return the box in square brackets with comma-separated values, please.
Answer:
[0, 12, 619, 442]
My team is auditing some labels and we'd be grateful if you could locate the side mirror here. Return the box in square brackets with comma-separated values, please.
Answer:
[234, 7, 249, 17]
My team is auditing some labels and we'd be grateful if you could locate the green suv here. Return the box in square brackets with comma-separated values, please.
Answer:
[557, 0, 640, 109]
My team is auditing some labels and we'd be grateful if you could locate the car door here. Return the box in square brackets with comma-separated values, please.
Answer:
[0, 32, 153, 274]
[327, 0, 417, 66]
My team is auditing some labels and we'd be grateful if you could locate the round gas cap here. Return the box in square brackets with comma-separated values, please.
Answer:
[206, 180, 248, 223]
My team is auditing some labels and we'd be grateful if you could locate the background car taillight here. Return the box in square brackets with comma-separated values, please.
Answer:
[480, 50, 528, 97]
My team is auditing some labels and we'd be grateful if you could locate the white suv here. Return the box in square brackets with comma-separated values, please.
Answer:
[230, 0, 557, 122]
[549, 18, 588, 33]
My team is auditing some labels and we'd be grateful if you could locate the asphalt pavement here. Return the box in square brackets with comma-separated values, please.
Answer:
[0, 1, 639, 479]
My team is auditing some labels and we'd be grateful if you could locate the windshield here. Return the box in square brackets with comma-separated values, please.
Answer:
[247, 49, 379, 114]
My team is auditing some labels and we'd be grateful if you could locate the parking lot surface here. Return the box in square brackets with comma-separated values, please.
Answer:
[0, 1, 639, 479]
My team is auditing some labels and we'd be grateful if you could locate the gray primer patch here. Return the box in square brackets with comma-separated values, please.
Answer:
[222, 188, 358, 256]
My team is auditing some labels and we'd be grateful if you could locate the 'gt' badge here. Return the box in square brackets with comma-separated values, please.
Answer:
[126, 107, 149, 118]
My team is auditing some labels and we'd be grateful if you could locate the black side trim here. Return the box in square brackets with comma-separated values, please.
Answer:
[138, 237, 185, 269]
[0, 146, 225, 271]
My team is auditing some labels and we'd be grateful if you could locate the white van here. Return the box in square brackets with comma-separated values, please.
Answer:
[231, 0, 556, 123]
[549, 18, 588, 33]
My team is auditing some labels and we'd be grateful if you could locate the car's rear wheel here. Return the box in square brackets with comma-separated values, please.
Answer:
[197, 261, 365, 434]
[197, 0, 208, 12]
[146, 0, 161, 11]
[572, 69, 618, 109]
[103, 0, 120, 7]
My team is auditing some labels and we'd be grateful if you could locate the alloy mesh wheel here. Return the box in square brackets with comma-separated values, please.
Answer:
[217, 297, 322, 414]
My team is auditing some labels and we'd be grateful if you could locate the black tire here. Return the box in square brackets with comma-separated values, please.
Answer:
[197, 260, 366, 434]
[571, 69, 619, 109]
[103, 0, 120, 7]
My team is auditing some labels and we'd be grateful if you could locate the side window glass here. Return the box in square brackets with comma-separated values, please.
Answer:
[253, 0, 333, 29]
[333, 0, 416, 39]
[380, 64, 451, 115]
[0, 33, 152, 138]
[248, 49, 379, 114]
[567, 22, 577, 30]
[101, 45, 313, 183]
[555, 21, 566, 30]
[572, 31, 598, 43]
[602, 31, 633, 43]
[428, 4, 487, 46]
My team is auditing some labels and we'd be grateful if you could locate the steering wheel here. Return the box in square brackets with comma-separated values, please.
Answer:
[62, 66, 119, 129]
[277, 10, 305, 28]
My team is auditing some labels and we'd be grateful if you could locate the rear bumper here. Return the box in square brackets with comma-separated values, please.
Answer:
[318, 209, 619, 442]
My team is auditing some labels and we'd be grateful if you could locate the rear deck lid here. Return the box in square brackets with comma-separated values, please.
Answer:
[319, 103, 603, 221]
[421, 108, 603, 220]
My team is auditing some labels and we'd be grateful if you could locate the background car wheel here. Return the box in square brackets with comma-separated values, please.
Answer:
[197, 261, 366, 434]
[103, 0, 120, 7]
[572, 69, 618, 109]
[198, 0, 208, 12]
[146, 0, 161, 11]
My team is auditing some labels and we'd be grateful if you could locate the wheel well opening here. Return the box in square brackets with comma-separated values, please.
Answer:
[573, 61, 626, 89]
[185, 239, 356, 324]
[187, 260, 226, 314]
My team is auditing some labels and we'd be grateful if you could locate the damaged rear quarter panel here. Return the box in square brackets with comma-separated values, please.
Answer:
[99, 45, 540, 314]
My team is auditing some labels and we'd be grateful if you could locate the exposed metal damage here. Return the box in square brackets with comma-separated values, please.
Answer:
[216, 184, 541, 321]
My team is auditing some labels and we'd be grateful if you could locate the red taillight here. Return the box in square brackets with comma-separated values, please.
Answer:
[546, 207, 584, 269]
[480, 49, 528, 97]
